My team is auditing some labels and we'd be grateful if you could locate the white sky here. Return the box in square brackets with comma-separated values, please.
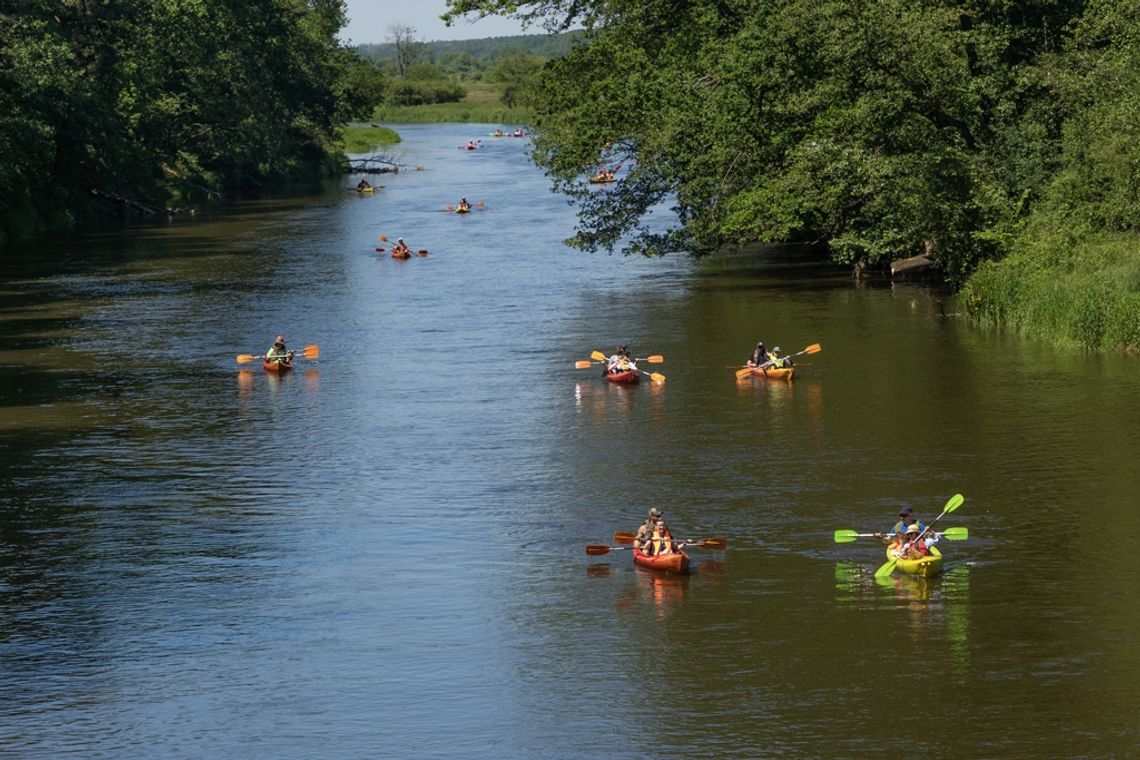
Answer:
[340, 0, 533, 45]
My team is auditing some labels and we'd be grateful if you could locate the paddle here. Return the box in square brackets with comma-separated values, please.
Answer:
[236, 344, 320, 364]
[834, 526, 968, 543]
[637, 368, 667, 383]
[612, 532, 727, 549]
[735, 343, 822, 379]
[874, 493, 965, 578]
[588, 350, 663, 363]
[586, 544, 633, 555]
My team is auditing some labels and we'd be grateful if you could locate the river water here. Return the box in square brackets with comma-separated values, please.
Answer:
[1, 124, 1138, 757]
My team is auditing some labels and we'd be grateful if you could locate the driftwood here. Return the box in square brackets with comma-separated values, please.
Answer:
[90, 189, 196, 217]
[343, 157, 403, 175]
[891, 254, 933, 277]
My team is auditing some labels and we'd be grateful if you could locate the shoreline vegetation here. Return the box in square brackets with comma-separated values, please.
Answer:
[3, 2, 1138, 352]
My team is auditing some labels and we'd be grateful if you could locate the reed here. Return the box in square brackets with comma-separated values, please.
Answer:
[962, 228, 1140, 351]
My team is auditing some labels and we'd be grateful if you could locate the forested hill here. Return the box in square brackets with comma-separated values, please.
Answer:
[356, 32, 580, 66]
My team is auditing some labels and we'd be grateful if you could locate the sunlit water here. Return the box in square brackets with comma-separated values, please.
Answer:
[1, 124, 1138, 757]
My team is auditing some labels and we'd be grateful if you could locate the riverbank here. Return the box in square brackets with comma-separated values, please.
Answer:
[372, 83, 531, 124]
[962, 225, 1140, 352]
[335, 125, 401, 153]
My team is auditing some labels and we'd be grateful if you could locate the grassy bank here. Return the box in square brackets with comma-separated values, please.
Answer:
[962, 227, 1140, 351]
[334, 125, 401, 153]
[373, 83, 531, 125]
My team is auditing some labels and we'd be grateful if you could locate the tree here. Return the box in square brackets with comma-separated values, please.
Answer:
[387, 22, 423, 77]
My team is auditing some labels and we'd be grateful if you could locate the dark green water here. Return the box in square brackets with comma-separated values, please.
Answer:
[1, 124, 1137, 757]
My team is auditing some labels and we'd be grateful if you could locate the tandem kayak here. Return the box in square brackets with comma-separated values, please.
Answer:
[263, 357, 294, 372]
[886, 545, 943, 577]
[604, 370, 639, 384]
[750, 366, 794, 380]
[633, 547, 691, 575]
[392, 249, 412, 259]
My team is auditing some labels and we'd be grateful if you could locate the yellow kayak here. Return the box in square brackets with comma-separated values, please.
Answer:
[886, 545, 943, 577]
[750, 366, 794, 380]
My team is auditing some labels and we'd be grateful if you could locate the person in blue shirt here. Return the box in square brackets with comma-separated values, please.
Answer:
[876, 506, 927, 541]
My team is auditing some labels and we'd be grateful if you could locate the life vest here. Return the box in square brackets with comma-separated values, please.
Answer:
[651, 525, 674, 555]
[769, 355, 784, 368]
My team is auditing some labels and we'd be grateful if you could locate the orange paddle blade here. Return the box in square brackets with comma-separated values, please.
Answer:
[612, 532, 636, 544]
[642, 355, 664, 363]
[475, 201, 486, 207]
[590, 350, 607, 362]
[302, 345, 319, 359]
[378, 234, 389, 242]
[236, 354, 255, 364]
[444, 205, 454, 212]
[735, 366, 754, 379]
[804, 343, 821, 354]
[585, 545, 614, 555]
[575, 361, 593, 369]
[416, 249, 428, 256]
[375, 247, 385, 252]
[697, 538, 728, 550]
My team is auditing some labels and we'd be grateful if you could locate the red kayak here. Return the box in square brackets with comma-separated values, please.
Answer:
[604, 370, 639, 384]
[633, 547, 690, 574]
[392, 249, 411, 259]
[263, 357, 294, 372]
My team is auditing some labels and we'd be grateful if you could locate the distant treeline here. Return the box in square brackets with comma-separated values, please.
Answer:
[356, 32, 580, 69]
[0, 1, 385, 245]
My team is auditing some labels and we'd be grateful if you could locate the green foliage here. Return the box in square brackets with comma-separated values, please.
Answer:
[335, 126, 401, 153]
[1, 0, 360, 240]
[387, 79, 467, 106]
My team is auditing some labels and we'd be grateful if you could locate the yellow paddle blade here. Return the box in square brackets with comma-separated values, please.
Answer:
[590, 350, 607, 362]
[650, 372, 666, 383]
[575, 360, 593, 369]
[735, 366, 754, 379]
[236, 354, 255, 364]
[804, 343, 822, 354]
[302, 345, 319, 358]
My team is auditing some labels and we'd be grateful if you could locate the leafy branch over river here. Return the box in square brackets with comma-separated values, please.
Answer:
[445, 0, 1140, 350]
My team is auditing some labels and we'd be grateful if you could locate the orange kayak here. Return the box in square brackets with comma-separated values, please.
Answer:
[750, 366, 794, 380]
[604, 370, 639, 384]
[392, 249, 411, 259]
[263, 357, 293, 372]
[633, 547, 690, 574]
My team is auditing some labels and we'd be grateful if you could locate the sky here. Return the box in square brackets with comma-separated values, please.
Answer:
[340, 0, 533, 45]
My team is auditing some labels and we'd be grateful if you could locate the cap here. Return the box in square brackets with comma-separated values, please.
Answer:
[898, 506, 914, 516]
[648, 508, 663, 518]
[773, 346, 781, 352]
[756, 342, 764, 347]
[274, 335, 285, 344]
[906, 524, 921, 534]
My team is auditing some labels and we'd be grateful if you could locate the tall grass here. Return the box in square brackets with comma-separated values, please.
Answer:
[372, 82, 532, 125]
[333, 125, 401, 153]
[961, 226, 1140, 351]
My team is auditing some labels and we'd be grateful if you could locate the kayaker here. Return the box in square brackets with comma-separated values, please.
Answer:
[466, 141, 477, 150]
[606, 346, 633, 374]
[768, 346, 793, 369]
[649, 518, 680, 556]
[901, 523, 930, 558]
[877, 506, 927, 541]
[457, 198, 470, 212]
[635, 507, 666, 548]
[356, 179, 372, 190]
[746, 342, 769, 368]
[392, 238, 411, 255]
[266, 336, 291, 363]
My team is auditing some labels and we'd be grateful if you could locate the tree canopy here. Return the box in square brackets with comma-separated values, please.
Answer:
[444, 0, 1125, 284]
[0, 0, 373, 242]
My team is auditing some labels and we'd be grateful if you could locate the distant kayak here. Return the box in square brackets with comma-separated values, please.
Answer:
[604, 370, 639, 384]
[357, 187, 374, 194]
[392, 249, 412, 259]
[263, 357, 294, 372]
[750, 366, 794, 380]
[633, 547, 690, 574]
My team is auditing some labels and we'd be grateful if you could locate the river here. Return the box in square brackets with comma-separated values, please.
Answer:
[1, 123, 1138, 757]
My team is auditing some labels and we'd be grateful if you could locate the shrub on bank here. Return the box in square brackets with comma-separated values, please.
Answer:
[962, 228, 1140, 351]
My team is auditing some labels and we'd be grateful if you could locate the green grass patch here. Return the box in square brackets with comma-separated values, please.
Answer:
[961, 226, 1140, 351]
[373, 83, 532, 124]
[335, 125, 402, 153]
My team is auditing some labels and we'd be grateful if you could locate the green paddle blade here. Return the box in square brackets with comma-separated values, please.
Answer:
[943, 493, 965, 513]
[939, 526, 968, 540]
[834, 529, 860, 543]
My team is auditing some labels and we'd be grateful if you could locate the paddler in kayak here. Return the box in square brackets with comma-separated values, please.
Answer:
[606, 345, 634, 375]
[635, 507, 666, 547]
[392, 238, 411, 256]
[767, 346, 793, 368]
[746, 341, 769, 368]
[457, 198, 471, 212]
[644, 518, 680, 556]
[266, 336, 292, 364]
[876, 506, 927, 542]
